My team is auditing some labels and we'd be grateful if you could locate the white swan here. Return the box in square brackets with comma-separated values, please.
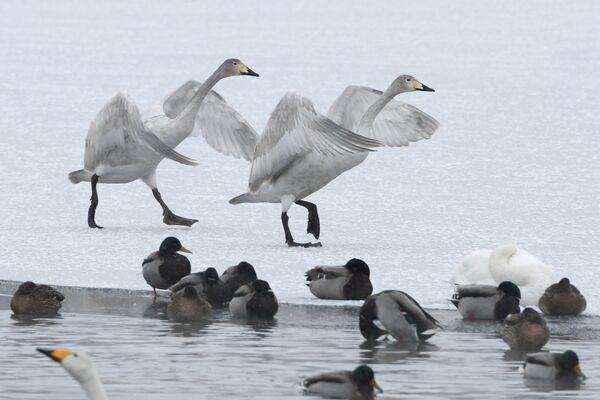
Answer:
[68, 59, 259, 228]
[452, 241, 557, 306]
[38, 348, 107, 400]
[230, 75, 439, 247]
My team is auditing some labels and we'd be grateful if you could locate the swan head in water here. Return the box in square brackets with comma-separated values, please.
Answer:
[37, 348, 98, 385]
[389, 75, 434, 95]
[220, 58, 259, 77]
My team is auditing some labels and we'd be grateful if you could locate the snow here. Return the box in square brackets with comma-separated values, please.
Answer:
[0, 1, 598, 312]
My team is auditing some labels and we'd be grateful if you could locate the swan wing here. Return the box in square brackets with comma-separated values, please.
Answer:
[84, 93, 198, 171]
[248, 92, 382, 191]
[326, 85, 440, 146]
[162, 80, 259, 162]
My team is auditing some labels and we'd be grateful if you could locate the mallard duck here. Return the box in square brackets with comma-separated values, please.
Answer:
[359, 290, 441, 342]
[452, 240, 556, 306]
[37, 348, 107, 399]
[167, 286, 212, 322]
[220, 261, 258, 300]
[305, 258, 373, 300]
[11, 281, 64, 316]
[169, 267, 229, 307]
[501, 308, 550, 352]
[524, 351, 586, 380]
[450, 281, 521, 320]
[301, 365, 383, 400]
[539, 278, 586, 316]
[142, 237, 192, 299]
[229, 279, 278, 318]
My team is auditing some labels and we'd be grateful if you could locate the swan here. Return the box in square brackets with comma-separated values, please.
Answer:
[501, 308, 549, 352]
[10, 281, 64, 316]
[359, 290, 441, 342]
[68, 59, 259, 228]
[37, 348, 107, 400]
[229, 75, 439, 247]
[305, 258, 373, 300]
[229, 279, 278, 318]
[301, 365, 383, 399]
[452, 241, 557, 306]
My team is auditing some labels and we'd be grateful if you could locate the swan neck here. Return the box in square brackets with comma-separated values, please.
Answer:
[80, 375, 108, 400]
[168, 69, 223, 141]
[356, 86, 397, 136]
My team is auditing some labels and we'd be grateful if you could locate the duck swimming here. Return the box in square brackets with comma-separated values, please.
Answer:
[359, 290, 441, 342]
[11, 281, 64, 316]
[305, 258, 373, 300]
[539, 278, 586, 316]
[301, 365, 383, 400]
[450, 281, 521, 320]
[229, 279, 278, 318]
[142, 237, 192, 299]
[524, 350, 585, 381]
[501, 308, 550, 352]
[167, 286, 212, 322]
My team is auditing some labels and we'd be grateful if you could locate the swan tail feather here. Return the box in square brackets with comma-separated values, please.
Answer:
[68, 169, 92, 184]
[229, 193, 251, 205]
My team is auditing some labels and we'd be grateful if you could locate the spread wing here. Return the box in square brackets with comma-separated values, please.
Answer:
[84, 93, 198, 171]
[248, 92, 382, 191]
[327, 85, 440, 146]
[161, 80, 259, 162]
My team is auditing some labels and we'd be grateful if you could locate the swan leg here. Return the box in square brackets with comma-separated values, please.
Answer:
[87, 174, 103, 229]
[281, 212, 322, 248]
[151, 188, 198, 227]
[295, 200, 320, 239]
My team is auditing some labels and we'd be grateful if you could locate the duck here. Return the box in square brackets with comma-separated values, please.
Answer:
[220, 261, 258, 300]
[305, 258, 373, 300]
[523, 350, 586, 380]
[452, 240, 556, 306]
[229, 279, 278, 318]
[68, 58, 259, 229]
[37, 348, 107, 400]
[142, 237, 192, 299]
[167, 286, 212, 322]
[169, 267, 229, 307]
[501, 308, 550, 352]
[539, 278, 586, 316]
[301, 365, 383, 400]
[450, 281, 521, 320]
[10, 281, 64, 316]
[229, 75, 438, 248]
[359, 290, 441, 342]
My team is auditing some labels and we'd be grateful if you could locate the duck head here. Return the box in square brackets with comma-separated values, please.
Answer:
[344, 258, 370, 276]
[498, 281, 521, 299]
[352, 365, 383, 393]
[559, 350, 586, 379]
[158, 237, 192, 257]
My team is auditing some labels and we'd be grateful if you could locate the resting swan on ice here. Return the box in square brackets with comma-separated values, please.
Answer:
[452, 240, 556, 306]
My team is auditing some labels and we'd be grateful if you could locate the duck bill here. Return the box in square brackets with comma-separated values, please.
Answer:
[575, 364, 586, 379]
[370, 378, 383, 393]
[37, 348, 71, 363]
[242, 67, 259, 77]
[179, 245, 192, 254]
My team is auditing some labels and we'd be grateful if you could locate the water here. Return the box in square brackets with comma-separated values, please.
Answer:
[1, 284, 599, 399]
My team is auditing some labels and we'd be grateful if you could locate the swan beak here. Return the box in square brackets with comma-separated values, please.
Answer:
[413, 80, 435, 92]
[370, 378, 383, 393]
[239, 63, 259, 77]
[575, 364, 586, 379]
[37, 348, 72, 363]
[179, 245, 192, 254]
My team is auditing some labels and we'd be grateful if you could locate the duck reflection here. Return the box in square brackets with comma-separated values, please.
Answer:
[503, 349, 529, 362]
[230, 316, 278, 337]
[169, 319, 212, 337]
[143, 300, 169, 320]
[524, 377, 582, 392]
[11, 314, 63, 326]
[359, 338, 437, 364]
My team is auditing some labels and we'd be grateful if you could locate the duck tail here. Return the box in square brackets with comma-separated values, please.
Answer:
[68, 169, 92, 184]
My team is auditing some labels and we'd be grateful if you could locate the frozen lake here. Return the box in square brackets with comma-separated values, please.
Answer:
[0, 0, 599, 397]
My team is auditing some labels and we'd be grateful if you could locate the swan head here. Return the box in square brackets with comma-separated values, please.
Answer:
[37, 348, 98, 384]
[390, 75, 434, 94]
[344, 258, 370, 275]
[158, 236, 192, 257]
[220, 58, 259, 77]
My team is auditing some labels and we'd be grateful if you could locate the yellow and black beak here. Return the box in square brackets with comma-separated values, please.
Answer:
[370, 378, 384, 393]
[412, 80, 435, 92]
[37, 348, 72, 363]
[574, 364, 586, 379]
[238, 63, 259, 77]
[179, 245, 192, 254]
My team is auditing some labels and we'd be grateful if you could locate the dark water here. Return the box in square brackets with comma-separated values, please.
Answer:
[1, 282, 598, 399]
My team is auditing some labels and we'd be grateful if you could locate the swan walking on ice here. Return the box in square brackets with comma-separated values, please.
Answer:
[68, 59, 258, 228]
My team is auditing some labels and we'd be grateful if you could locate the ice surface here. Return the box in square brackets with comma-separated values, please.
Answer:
[0, 1, 598, 312]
